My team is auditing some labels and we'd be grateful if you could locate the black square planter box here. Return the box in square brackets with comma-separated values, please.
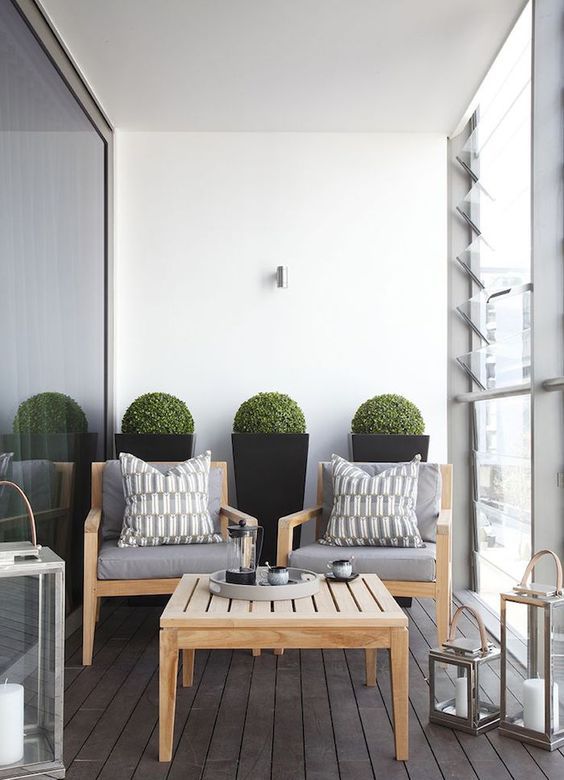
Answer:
[350, 433, 430, 463]
[115, 433, 195, 462]
[232, 433, 309, 565]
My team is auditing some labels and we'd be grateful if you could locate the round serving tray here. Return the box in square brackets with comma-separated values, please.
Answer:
[209, 567, 320, 601]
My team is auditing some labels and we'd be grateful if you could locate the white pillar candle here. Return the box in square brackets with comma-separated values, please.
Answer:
[523, 678, 560, 732]
[0, 681, 24, 766]
[455, 677, 468, 718]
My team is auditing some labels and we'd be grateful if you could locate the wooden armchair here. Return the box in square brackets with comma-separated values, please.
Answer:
[83, 460, 254, 665]
[277, 463, 453, 645]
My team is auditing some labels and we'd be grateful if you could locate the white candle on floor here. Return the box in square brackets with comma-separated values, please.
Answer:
[455, 677, 468, 718]
[523, 679, 560, 732]
[0, 681, 24, 766]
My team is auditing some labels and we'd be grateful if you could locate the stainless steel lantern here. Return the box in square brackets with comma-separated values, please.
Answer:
[0, 481, 65, 779]
[429, 605, 500, 734]
[225, 519, 263, 585]
[499, 549, 564, 751]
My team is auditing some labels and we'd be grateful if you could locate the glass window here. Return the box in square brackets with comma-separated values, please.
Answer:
[453, 3, 532, 618]
[0, 0, 108, 609]
[473, 395, 531, 613]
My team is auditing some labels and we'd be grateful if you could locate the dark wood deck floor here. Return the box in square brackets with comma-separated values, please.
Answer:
[63, 597, 564, 780]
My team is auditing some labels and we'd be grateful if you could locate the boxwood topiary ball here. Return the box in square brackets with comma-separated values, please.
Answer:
[351, 394, 425, 435]
[13, 392, 88, 434]
[121, 392, 194, 435]
[233, 392, 306, 434]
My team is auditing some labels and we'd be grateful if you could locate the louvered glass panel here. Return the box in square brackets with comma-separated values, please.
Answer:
[456, 125, 480, 181]
[456, 238, 530, 290]
[457, 330, 530, 390]
[456, 236, 492, 288]
[456, 284, 531, 343]
[456, 182, 495, 235]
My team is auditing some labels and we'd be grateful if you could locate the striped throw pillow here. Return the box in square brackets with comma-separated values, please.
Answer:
[118, 451, 222, 547]
[321, 454, 424, 548]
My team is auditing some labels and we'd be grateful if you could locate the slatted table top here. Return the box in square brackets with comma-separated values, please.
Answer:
[161, 573, 407, 629]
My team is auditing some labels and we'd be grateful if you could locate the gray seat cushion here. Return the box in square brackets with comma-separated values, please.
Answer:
[101, 460, 224, 540]
[98, 539, 232, 580]
[289, 541, 436, 582]
[321, 461, 441, 542]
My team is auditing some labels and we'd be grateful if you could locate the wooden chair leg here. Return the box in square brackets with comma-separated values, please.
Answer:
[95, 597, 102, 623]
[159, 629, 179, 762]
[273, 649, 284, 656]
[82, 587, 97, 666]
[436, 594, 449, 647]
[365, 649, 377, 686]
[252, 649, 262, 657]
[182, 649, 195, 687]
[390, 628, 409, 761]
[436, 577, 451, 647]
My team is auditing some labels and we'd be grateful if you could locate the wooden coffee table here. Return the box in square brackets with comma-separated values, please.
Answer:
[159, 573, 409, 761]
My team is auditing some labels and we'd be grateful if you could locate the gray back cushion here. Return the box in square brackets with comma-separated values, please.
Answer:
[321, 461, 442, 542]
[102, 460, 224, 540]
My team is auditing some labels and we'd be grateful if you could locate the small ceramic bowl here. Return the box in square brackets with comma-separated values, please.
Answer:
[267, 566, 289, 585]
[328, 559, 353, 579]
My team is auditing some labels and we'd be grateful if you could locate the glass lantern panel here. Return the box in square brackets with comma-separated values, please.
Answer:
[550, 603, 564, 736]
[432, 656, 471, 720]
[0, 572, 57, 770]
[503, 599, 562, 733]
[476, 654, 501, 722]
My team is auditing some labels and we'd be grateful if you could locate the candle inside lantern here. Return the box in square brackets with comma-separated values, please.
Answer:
[523, 679, 560, 732]
[455, 677, 468, 718]
[0, 680, 24, 765]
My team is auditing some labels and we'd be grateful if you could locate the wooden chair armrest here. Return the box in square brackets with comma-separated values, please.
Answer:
[219, 505, 257, 539]
[279, 505, 323, 530]
[277, 505, 323, 566]
[436, 508, 452, 536]
[85, 508, 102, 534]
[84, 509, 101, 598]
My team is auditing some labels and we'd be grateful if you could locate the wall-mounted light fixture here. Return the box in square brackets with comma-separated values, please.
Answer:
[276, 266, 288, 288]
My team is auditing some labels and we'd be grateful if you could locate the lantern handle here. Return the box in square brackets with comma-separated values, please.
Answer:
[0, 480, 37, 547]
[518, 549, 563, 594]
[448, 605, 489, 654]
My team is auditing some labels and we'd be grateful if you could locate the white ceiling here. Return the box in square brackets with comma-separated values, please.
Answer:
[39, 0, 526, 133]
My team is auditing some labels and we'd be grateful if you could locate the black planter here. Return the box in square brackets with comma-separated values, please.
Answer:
[232, 433, 309, 565]
[0, 431, 99, 610]
[350, 433, 430, 463]
[115, 434, 195, 461]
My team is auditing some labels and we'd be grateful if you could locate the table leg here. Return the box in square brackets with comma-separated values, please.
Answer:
[159, 629, 178, 762]
[390, 627, 409, 761]
[365, 649, 377, 686]
[182, 649, 195, 687]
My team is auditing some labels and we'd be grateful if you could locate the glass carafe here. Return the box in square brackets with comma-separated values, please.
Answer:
[225, 520, 263, 585]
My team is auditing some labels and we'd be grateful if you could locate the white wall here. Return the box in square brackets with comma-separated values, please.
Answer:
[115, 132, 447, 510]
